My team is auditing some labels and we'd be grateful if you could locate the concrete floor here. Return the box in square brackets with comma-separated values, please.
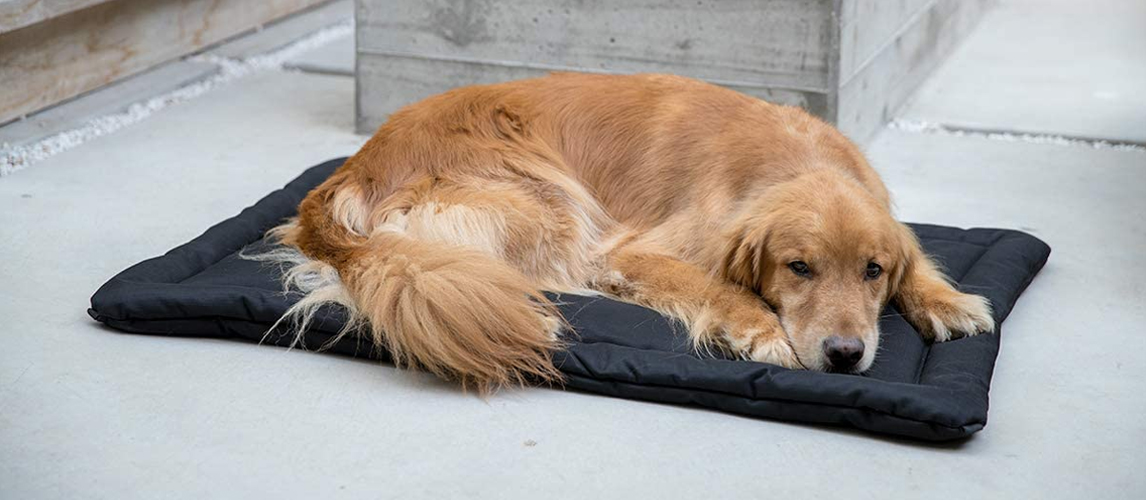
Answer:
[2, 1, 1144, 499]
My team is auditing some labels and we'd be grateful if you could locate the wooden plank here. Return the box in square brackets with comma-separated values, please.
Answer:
[0, 0, 107, 34]
[0, 60, 217, 148]
[356, 52, 829, 133]
[210, 0, 351, 59]
[357, 0, 834, 93]
[0, 0, 329, 124]
[835, 0, 993, 143]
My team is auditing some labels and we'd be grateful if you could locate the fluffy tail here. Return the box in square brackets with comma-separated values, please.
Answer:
[342, 231, 565, 391]
[254, 213, 565, 393]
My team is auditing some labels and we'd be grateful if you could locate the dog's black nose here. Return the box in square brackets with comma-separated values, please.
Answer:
[823, 336, 864, 371]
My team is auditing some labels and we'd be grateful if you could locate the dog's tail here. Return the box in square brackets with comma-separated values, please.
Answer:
[336, 231, 565, 391]
[255, 181, 564, 393]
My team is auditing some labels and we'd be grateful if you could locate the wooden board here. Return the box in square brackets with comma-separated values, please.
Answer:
[0, 0, 329, 124]
[0, 60, 217, 148]
[0, 0, 108, 34]
[210, 0, 351, 60]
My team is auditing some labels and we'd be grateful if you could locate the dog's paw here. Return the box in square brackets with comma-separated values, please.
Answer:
[916, 290, 995, 342]
[747, 333, 804, 369]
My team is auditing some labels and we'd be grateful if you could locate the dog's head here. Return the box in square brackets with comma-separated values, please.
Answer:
[722, 169, 914, 373]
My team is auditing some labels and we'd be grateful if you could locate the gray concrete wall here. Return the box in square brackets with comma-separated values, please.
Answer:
[356, 0, 834, 133]
[835, 0, 995, 142]
[356, 0, 992, 142]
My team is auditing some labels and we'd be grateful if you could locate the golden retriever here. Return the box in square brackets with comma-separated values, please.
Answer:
[263, 73, 994, 391]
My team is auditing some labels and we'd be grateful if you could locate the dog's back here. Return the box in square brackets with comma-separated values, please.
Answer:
[366, 72, 887, 228]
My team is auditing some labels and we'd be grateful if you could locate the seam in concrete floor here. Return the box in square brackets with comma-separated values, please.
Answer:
[889, 119, 1146, 153]
[0, 21, 353, 177]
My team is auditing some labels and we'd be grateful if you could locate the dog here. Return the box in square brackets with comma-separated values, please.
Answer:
[260, 73, 994, 392]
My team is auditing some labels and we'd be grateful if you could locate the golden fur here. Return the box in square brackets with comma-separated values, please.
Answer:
[264, 73, 994, 391]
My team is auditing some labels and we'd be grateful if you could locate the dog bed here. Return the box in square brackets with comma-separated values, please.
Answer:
[89, 158, 1050, 441]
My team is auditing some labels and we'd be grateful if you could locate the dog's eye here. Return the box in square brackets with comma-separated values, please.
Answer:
[788, 261, 811, 277]
[865, 262, 882, 280]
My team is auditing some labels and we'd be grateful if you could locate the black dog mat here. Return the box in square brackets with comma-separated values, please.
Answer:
[89, 158, 1050, 441]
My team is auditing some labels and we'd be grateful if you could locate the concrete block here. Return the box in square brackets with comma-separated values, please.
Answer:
[355, 0, 992, 142]
[836, 0, 994, 143]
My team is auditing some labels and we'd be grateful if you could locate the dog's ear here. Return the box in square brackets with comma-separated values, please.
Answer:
[888, 222, 929, 304]
[720, 223, 767, 294]
[884, 223, 911, 302]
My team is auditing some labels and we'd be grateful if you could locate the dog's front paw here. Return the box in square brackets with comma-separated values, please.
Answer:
[747, 332, 804, 369]
[915, 290, 995, 342]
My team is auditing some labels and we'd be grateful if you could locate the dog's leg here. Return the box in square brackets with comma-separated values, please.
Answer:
[895, 230, 995, 342]
[598, 240, 802, 368]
